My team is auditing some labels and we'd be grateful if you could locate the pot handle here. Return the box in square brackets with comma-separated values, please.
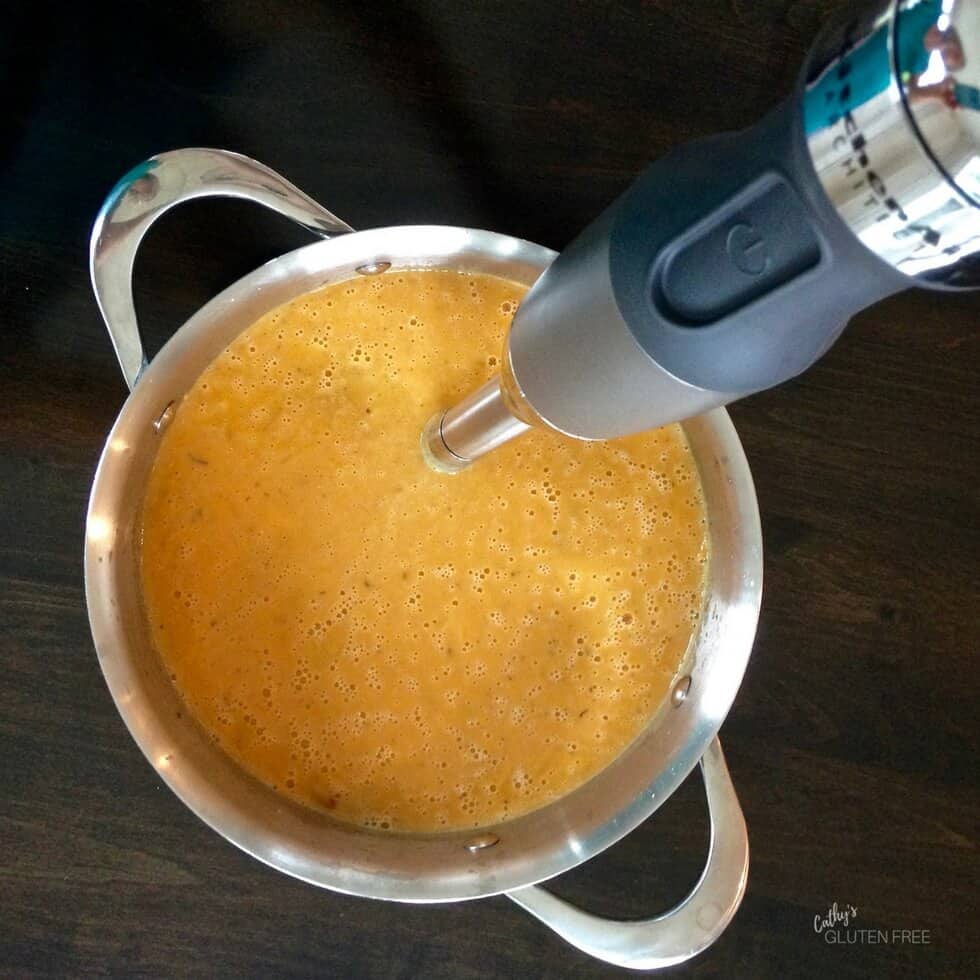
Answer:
[505, 737, 748, 971]
[89, 148, 354, 391]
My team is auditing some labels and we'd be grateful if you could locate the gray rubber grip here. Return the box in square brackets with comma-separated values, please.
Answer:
[608, 96, 908, 394]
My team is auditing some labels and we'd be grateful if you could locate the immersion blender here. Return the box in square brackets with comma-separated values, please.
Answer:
[424, 0, 979, 472]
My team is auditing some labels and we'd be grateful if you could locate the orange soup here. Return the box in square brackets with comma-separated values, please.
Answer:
[140, 269, 708, 832]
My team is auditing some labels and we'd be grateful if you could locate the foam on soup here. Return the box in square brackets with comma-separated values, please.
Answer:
[140, 269, 708, 832]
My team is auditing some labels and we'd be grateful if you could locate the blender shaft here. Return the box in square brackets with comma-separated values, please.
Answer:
[421, 375, 531, 473]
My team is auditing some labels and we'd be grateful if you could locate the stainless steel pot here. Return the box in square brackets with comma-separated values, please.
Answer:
[86, 149, 763, 971]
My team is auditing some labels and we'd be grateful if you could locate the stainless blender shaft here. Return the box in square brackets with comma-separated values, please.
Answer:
[421, 376, 531, 473]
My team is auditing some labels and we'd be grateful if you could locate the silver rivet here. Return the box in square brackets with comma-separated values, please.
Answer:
[152, 401, 175, 433]
[355, 261, 391, 276]
[465, 833, 500, 853]
[671, 675, 692, 706]
[129, 173, 160, 202]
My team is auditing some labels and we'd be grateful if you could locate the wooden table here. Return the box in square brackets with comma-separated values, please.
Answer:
[2, 1, 977, 976]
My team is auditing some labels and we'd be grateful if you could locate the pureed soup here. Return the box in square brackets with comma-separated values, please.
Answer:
[140, 269, 708, 832]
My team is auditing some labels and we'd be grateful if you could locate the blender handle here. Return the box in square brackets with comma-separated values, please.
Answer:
[505, 737, 748, 971]
[89, 148, 353, 391]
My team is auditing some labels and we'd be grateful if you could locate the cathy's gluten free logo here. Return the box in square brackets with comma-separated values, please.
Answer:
[814, 902, 932, 946]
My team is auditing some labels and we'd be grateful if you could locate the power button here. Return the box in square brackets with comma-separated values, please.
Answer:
[654, 176, 821, 325]
[726, 222, 770, 276]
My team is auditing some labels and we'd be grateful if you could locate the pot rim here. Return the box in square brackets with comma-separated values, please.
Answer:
[85, 225, 763, 902]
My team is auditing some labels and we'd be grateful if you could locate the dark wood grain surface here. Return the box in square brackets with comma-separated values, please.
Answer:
[2, 1, 977, 977]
